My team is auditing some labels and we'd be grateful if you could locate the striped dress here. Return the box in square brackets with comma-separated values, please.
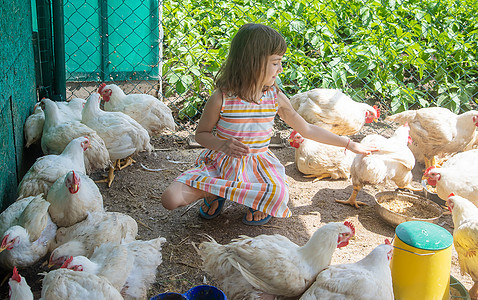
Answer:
[176, 86, 291, 218]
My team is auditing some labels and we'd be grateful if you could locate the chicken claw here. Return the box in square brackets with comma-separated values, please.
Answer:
[118, 156, 136, 170]
[304, 173, 331, 182]
[95, 164, 116, 187]
[336, 186, 366, 208]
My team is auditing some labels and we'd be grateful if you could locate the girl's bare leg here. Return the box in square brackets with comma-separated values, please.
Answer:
[161, 181, 220, 216]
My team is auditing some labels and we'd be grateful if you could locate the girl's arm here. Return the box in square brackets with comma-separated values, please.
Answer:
[277, 92, 377, 155]
[195, 90, 250, 158]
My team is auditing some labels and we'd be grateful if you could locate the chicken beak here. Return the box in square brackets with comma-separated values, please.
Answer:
[0, 246, 6, 253]
[373, 118, 378, 123]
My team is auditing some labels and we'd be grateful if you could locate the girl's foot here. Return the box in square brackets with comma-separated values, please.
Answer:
[243, 208, 272, 225]
[199, 197, 226, 219]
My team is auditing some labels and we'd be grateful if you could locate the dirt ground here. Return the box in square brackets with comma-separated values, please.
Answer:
[0, 122, 473, 299]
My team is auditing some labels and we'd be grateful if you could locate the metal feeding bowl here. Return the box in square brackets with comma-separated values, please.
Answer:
[374, 190, 443, 227]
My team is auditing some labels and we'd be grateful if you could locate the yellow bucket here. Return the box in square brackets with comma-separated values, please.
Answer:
[390, 221, 453, 300]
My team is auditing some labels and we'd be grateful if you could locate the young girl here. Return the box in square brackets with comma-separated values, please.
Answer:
[161, 23, 377, 225]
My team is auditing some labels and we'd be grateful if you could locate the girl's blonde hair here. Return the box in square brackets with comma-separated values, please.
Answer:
[215, 23, 287, 102]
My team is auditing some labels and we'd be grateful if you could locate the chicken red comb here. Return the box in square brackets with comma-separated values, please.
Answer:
[344, 221, 355, 236]
[12, 266, 21, 283]
[385, 239, 391, 245]
[289, 130, 298, 139]
[423, 166, 435, 176]
[373, 105, 380, 118]
[448, 193, 455, 198]
[60, 256, 73, 269]
[98, 83, 106, 93]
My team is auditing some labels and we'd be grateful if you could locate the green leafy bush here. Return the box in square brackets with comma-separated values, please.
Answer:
[163, 0, 478, 118]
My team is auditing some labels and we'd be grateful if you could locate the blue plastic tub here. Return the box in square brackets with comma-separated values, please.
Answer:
[151, 285, 226, 300]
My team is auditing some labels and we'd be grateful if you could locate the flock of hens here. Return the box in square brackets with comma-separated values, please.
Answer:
[2, 84, 478, 299]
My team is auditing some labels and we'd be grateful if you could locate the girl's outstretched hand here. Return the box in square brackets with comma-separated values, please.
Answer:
[219, 137, 250, 158]
[349, 141, 379, 155]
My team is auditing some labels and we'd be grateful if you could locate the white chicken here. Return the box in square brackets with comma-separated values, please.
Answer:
[385, 107, 478, 168]
[63, 236, 166, 299]
[40, 98, 110, 174]
[17, 136, 88, 199]
[0, 196, 36, 238]
[423, 149, 478, 206]
[46, 170, 104, 227]
[23, 98, 86, 148]
[81, 93, 153, 187]
[446, 194, 478, 299]
[55, 97, 86, 122]
[299, 240, 393, 300]
[197, 221, 355, 300]
[62, 242, 131, 291]
[0, 195, 57, 269]
[49, 211, 138, 267]
[40, 266, 123, 300]
[98, 83, 176, 136]
[336, 124, 420, 208]
[24, 103, 44, 148]
[290, 89, 379, 135]
[8, 266, 34, 300]
[289, 130, 355, 181]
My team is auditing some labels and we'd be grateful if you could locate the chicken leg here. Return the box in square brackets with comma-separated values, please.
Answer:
[95, 162, 116, 187]
[116, 156, 136, 170]
[336, 185, 366, 208]
[304, 173, 331, 182]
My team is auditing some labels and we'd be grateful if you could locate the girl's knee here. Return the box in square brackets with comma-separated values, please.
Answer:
[161, 187, 178, 210]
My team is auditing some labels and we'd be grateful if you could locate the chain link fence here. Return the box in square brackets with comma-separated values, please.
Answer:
[57, 0, 478, 137]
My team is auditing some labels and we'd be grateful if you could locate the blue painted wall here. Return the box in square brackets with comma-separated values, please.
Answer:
[0, 0, 37, 209]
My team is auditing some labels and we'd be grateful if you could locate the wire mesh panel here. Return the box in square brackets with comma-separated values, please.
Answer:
[64, 0, 160, 82]
[61, 0, 478, 136]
